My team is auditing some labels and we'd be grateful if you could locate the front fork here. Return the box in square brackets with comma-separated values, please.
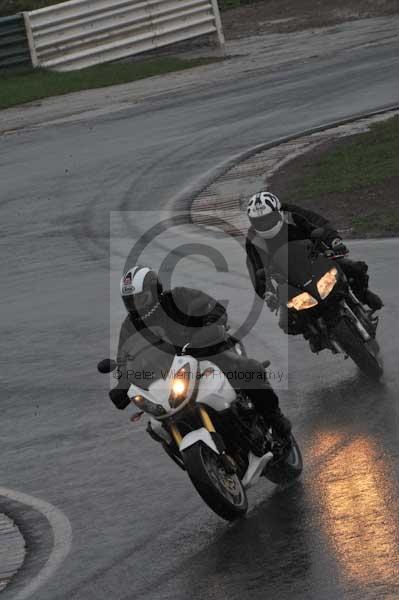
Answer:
[340, 271, 378, 337]
[168, 406, 216, 446]
[169, 406, 237, 474]
[347, 288, 379, 335]
[308, 304, 370, 354]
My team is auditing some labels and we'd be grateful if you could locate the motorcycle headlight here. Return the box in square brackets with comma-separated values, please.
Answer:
[317, 267, 338, 299]
[169, 364, 191, 409]
[287, 292, 318, 311]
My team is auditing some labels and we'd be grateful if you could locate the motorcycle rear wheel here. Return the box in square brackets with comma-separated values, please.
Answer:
[333, 318, 383, 379]
[263, 434, 303, 484]
[183, 443, 248, 521]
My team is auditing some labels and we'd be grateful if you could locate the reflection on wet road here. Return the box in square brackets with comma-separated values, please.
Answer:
[312, 432, 399, 597]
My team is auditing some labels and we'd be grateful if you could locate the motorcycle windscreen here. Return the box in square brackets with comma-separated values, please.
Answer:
[126, 342, 174, 390]
[271, 240, 315, 288]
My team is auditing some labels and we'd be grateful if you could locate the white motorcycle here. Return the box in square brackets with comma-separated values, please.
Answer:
[98, 328, 302, 521]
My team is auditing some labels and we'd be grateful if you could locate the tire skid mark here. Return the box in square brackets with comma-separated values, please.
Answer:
[0, 488, 72, 600]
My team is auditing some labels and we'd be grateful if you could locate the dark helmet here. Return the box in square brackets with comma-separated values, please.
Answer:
[120, 266, 163, 317]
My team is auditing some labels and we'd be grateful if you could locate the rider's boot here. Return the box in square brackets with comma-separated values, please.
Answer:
[349, 264, 383, 311]
[363, 289, 383, 311]
[267, 407, 293, 462]
[268, 407, 292, 441]
[309, 338, 323, 353]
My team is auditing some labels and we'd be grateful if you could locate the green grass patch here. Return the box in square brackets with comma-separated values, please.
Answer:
[271, 115, 399, 237]
[297, 116, 399, 198]
[0, 57, 220, 110]
[219, 0, 242, 9]
[219, 0, 260, 9]
[352, 213, 399, 235]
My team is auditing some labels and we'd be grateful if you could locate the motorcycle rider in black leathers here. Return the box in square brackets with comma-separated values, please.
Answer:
[109, 265, 291, 440]
[245, 191, 383, 345]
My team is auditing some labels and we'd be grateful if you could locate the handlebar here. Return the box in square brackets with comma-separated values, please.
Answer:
[313, 238, 349, 259]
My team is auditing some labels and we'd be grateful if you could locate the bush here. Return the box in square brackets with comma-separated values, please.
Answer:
[219, 0, 241, 9]
[0, 0, 69, 17]
[218, 0, 261, 10]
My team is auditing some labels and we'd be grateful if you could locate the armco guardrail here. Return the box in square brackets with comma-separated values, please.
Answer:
[0, 15, 31, 69]
[23, 0, 225, 71]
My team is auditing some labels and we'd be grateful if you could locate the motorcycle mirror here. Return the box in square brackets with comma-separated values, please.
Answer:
[97, 358, 117, 374]
[310, 227, 325, 240]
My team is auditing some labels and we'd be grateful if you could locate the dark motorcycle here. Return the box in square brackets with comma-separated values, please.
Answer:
[267, 228, 383, 379]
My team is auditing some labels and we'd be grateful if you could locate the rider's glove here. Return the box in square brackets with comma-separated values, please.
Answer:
[264, 291, 279, 312]
[330, 237, 348, 255]
[109, 386, 130, 410]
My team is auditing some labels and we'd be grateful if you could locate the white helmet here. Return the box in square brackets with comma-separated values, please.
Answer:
[247, 191, 283, 239]
[120, 265, 162, 316]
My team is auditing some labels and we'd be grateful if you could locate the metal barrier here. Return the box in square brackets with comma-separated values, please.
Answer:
[23, 0, 225, 71]
[0, 15, 31, 69]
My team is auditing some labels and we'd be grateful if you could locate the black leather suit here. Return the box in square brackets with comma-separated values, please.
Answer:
[245, 204, 370, 333]
[110, 286, 279, 418]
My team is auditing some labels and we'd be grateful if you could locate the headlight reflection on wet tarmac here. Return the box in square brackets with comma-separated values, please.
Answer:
[312, 432, 399, 596]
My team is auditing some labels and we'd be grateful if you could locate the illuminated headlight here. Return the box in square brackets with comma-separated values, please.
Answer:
[287, 292, 318, 311]
[317, 267, 338, 299]
[172, 379, 186, 396]
[169, 365, 191, 408]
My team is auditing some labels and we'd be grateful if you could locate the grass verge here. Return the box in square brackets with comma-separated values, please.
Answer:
[0, 56, 220, 110]
[219, 0, 258, 9]
[269, 115, 399, 237]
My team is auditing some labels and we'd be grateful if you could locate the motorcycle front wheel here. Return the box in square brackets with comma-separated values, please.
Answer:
[183, 443, 248, 521]
[333, 318, 383, 379]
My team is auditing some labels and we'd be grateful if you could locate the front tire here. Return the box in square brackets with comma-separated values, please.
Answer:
[333, 318, 383, 379]
[183, 443, 248, 521]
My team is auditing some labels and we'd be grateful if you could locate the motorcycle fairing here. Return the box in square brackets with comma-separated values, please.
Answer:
[149, 417, 172, 444]
[272, 240, 344, 302]
[241, 451, 273, 489]
[180, 436, 275, 490]
[127, 355, 199, 419]
[128, 356, 237, 419]
[196, 360, 236, 412]
[179, 428, 219, 454]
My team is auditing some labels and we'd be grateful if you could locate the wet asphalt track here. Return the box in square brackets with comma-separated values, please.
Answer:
[1, 37, 399, 600]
